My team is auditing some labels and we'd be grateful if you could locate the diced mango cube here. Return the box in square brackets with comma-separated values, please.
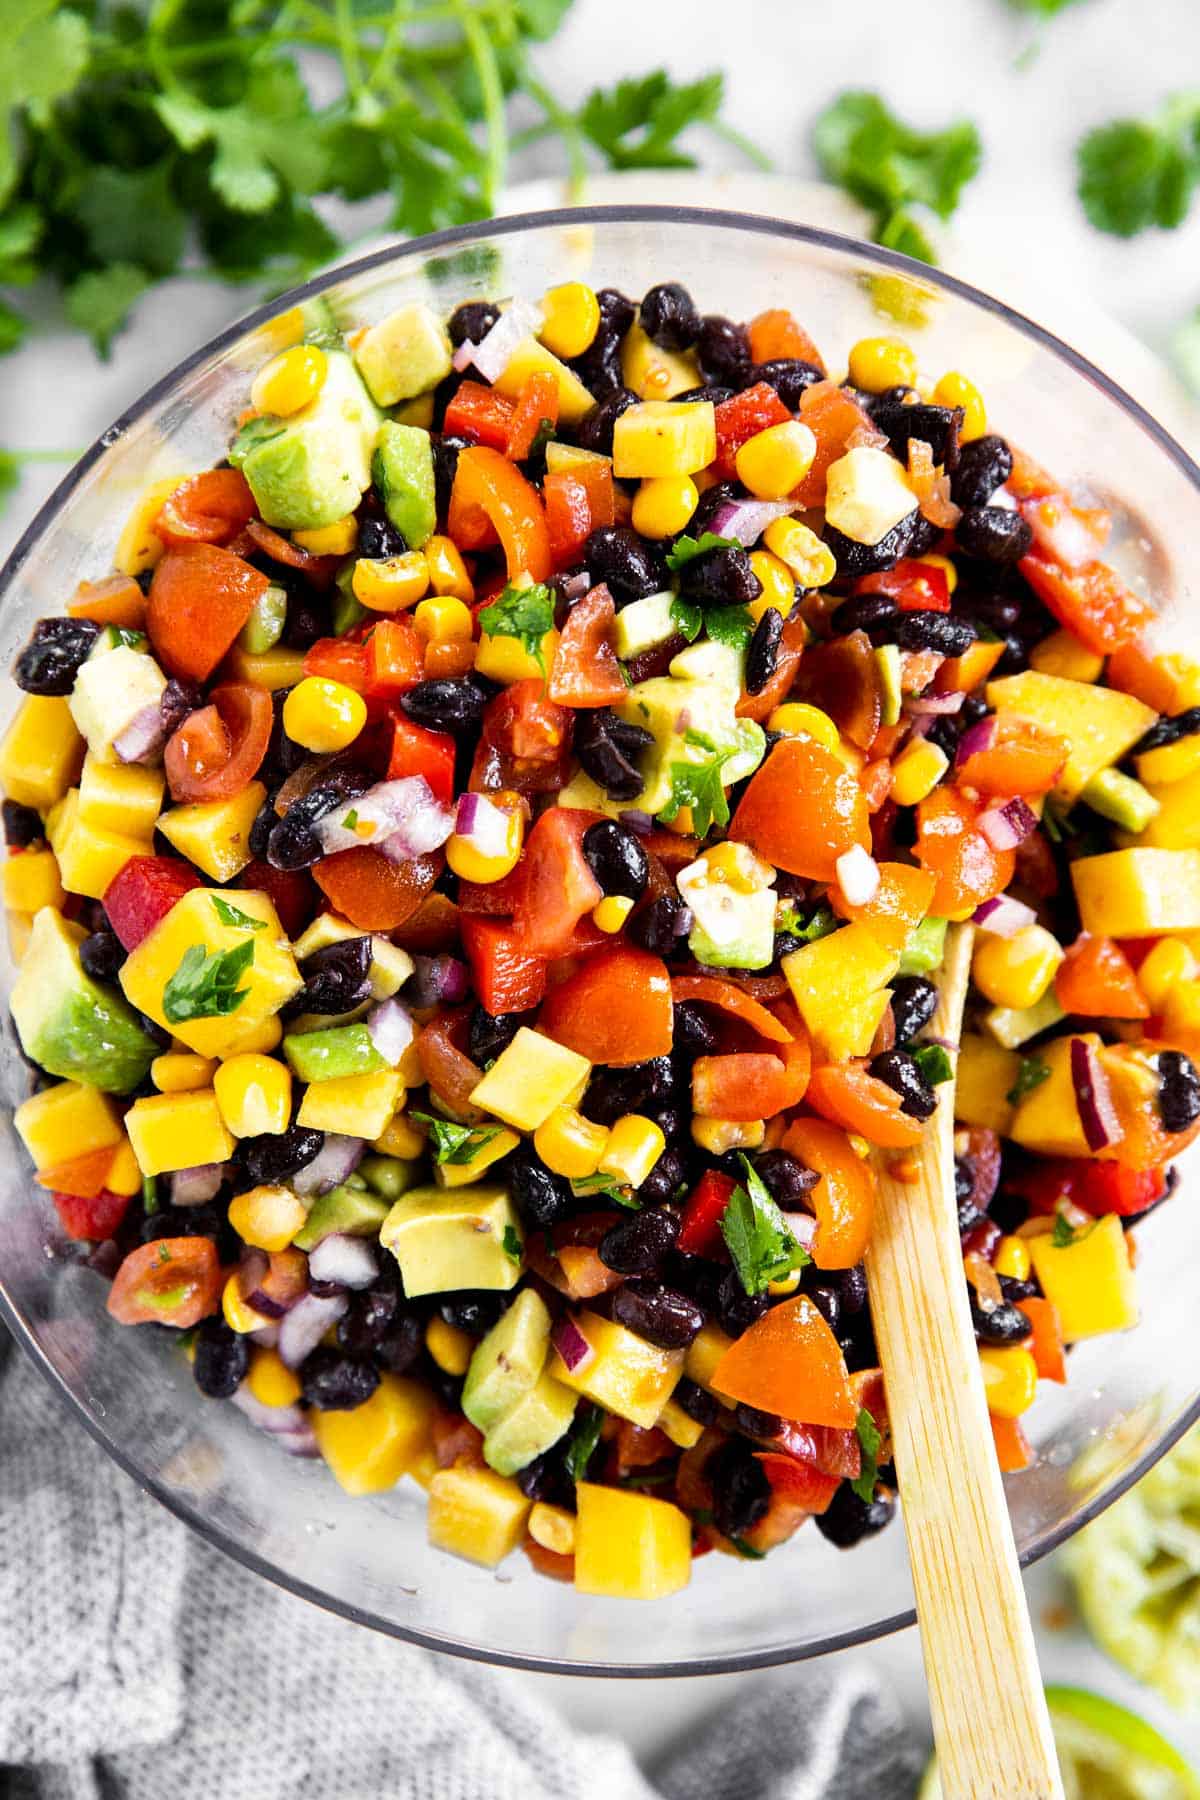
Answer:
[469, 1028, 592, 1132]
[0, 696, 84, 809]
[782, 923, 900, 1059]
[1028, 628, 1104, 684]
[78, 753, 164, 840]
[612, 400, 716, 479]
[157, 780, 266, 883]
[2, 849, 64, 914]
[14, 1080, 123, 1171]
[49, 789, 147, 900]
[1136, 734, 1200, 788]
[573, 1483, 692, 1599]
[550, 1310, 683, 1429]
[1029, 1213, 1138, 1342]
[1072, 849, 1200, 937]
[1008, 1034, 1094, 1159]
[105, 1138, 142, 1196]
[1119, 764, 1200, 852]
[955, 1034, 1019, 1135]
[296, 1068, 403, 1139]
[619, 321, 700, 399]
[427, 1465, 531, 1566]
[125, 1089, 235, 1176]
[113, 474, 189, 576]
[314, 1373, 437, 1496]
[491, 336, 596, 424]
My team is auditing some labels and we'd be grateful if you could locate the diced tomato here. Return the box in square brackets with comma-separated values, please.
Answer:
[712, 382, 792, 480]
[731, 736, 871, 882]
[710, 1294, 858, 1427]
[51, 1186, 131, 1243]
[164, 680, 273, 804]
[456, 862, 527, 916]
[443, 379, 515, 452]
[1006, 445, 1057, 501]
[691, 1040, 811, 1120]
[504, 371, 559, 461]
[539, 946, 672, 1066]
[1017, 1298, 1067, 1385]
[511, 807, 604, 957]
[790, 630, 881, 750]
[523, 1540, 576, 1582]
[991, 1412, 1033, 1474]
[391, 891, 461, 952]
[1018, 550, 1154, 656]
[795, 381, 883, 508]
[238, 858, 316, 938]
[107, 1237, 222, 1328]
[1020, 493, 1111, 569]
[782, 1116, 876, 1270]
[448, 446, 552, 583]
[313, 846, 442, 931]
[543, 470, 593, 568]
[67, 575, 147, 629]
[857, 558, 950, 613]
[104, 854, 203, 951]
[386, 714, 456, 806]
[547, 584, 627, 708]
[747, 307, 825, 370]
[915, 787, 1015, 916]
[471, 680, 574, 796]
[303, 635, 368, 693]
[1055, 934, 1150, 1021]
[416, 1009, 485, 1121]
[147, 544, 270, 683]
[431, 1408, 487, 1470]
[933, 639, 1006, 696]
[363, 617, 424, 698]
[1014, 1155, 1165, 1219]
[804, 1064, 925, 1148]
[773, 1416, 865, 1481]
[37, 1146, 123, 1201]
[955, 715, 1070, 798]
[239, 520, 339, 586]
[460, 914, 548, 1014]
[753, 1450, 839, 1514]
[831, 860, 937, 954]
[676, 1170, 737, 1258]
[669, 975, 794, 1045]
[155, 469, 256, 547]
[735, 610, 807, 724]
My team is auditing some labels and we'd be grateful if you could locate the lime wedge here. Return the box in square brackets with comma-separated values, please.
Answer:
[919, 1686, 1199, 1800]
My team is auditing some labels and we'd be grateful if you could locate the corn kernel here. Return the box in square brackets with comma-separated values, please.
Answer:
[995, 1235, 1032, 1283]
[933, 371, 987, 442]
[534, 1105, 608, 1180]
[414, 596, 474, 644]
[1029, 627, 1104, 684]
[847, 335, 919, 395]
[972, 924, 1064, 1011]
[691, 1116, 766, 1154]
[592, 895, 634, 933]
[979, 1345, 1038, 1418]
[735, 420, 817, 500]
[914, 552, 957, 596]
[766, 702, 840, 753]
[227, 1184, 307, 1252]
[2, 849, 63, 914]
[374, 1110, 427, 1159]
[282, 677, 367, 754]
[152, 1051, 217, 1093]
[596, 1115, 665, 1188]
[425, 1317, 474, 1377]
[762, 516, 836, 588]
[891, 738, 951, 805]
[293, 515, 357, 556]
[1137, 938, 1196, 1010]
[1137, 734, 1200, 786]
[539, 281, 600, 360]
[631, 474, 698, 539]
[424, 535, 475, 602]
[250, 343, 327, 417]
[247, 1346, 303, 1408]
[222, 1271, 273, 1335]
[446, 793, 524, 884]
[352, 552, 430, 612]
[528, 1501, 577, 1555]
[213, 1053, 292, 1138]
[767, 1270, 805, 1297]
[748, 550, 797, 623]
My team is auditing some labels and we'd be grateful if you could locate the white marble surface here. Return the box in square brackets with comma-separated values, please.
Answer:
[4, 0, 1200, 1776]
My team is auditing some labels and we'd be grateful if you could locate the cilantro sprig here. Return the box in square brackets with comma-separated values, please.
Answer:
[720, 1155, 811, 1297]
[665, 531, 740, 573]
[1077, 94, 1200, 237]
[1007, 1055, 1051, 1107]
[211, 895, 267, 932]
[812, 90, 982, 264]
[660, 730, 735, 839]
[572, 1171, 640, 1210]
[478, 581, 557, 676]
[163, 940, 255, 1024]
[411, 1111, 503, 1167]
[851, 1408, 883, 1505]
[563, 1403, 604, 1482]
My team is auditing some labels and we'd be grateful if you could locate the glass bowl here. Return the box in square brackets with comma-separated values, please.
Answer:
[2, 206, 1199, 1677]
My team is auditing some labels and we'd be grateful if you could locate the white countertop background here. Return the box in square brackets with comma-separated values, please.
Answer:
[4, 0, 1200, 1774]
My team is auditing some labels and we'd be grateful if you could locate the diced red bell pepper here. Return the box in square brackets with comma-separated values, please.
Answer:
[547, 583, 627, 708]
[448, 446, 552, 583]
[387, 714, 456, 806]
[753, 1450, 839, 1514]
[543, 470, 593, 569]
[237, 858, 316, 939]
[712, 382, 792, 480]
[857, 558, 950, 613]
[711, 1294, 858, 1427]
[1055, 934, 1150, 1020]
[104, 854, 203, 951]
[107, 1237, 222, 1328]
[511, 807, 604, 957]
[991, 1413, 1033, 1474]
[505, 371, 559, 461]
[676, 1170, 737, 1258]
[731, 736, 870, 881]
[303, 636, 368, 693]
[539, 946, 672, 1067]
[443, 379, 516, 452]
[782, 1117, 876, 1270]
[1017, 1298, 1067, 1385]
[51, 1186, 131, 1243]
[1018, 550, 1155, 656]
[456, 861, 527, 916]
[155, 469, 256, 548]
[804, 1064, 925, 1149]
[313, 846, 442, 931]
[147, 544, 270, 683]
[363, 616, 424, 698]
[459, 914, 548, 1014]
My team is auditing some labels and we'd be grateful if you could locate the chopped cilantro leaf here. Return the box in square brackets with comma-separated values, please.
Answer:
[1077, 96, 1200, 238]
[913, 1044, 954, 1087]
[705, 605, 755, 651]
[564, 1403, 604, 1481]
[502, 1224, 523, 1266]
[211, 896, 268, 932]
[660, 746, 733, 840]
[411, 1111, 502, 1167]
[777, 902, 840, 943]
[666, 531, 740, 572]
[669, 595, 704, 643]
[478, 582, 557, 675]
[163, 940, 254, 1024]
[720, 1154, 811, 1296]
[1007, 1056, 1051, 1106]
[342, 809, 359, 831]
[1051, 1210, 1099, 1249]
[851, 1408, 883, 1504]
[572, 1171, 640, 1209]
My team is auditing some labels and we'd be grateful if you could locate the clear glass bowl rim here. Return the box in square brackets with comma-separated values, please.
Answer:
[2, 201, 1199, 1678]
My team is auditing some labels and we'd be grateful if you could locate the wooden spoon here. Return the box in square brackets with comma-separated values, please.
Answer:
[865, 922, 1065, 1800]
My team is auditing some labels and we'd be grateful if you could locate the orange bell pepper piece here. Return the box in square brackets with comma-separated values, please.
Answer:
[36, 1144, 120, 1199]
[711, 1294, 858, 1427]
[955, 717, 1070, 797]
[1017, 1298, 1066, 1385]
[539, 946, 673, 1067]
[505, 371, 559, 461]
[831, 861, 936, 953]
[782, 1116, 876, 1270]
[448, 446, 552, 583]
[747, 307, 826, 369]
[990, 1412, 1033, 1473]
[804, 1064, 925, 1149]
[1055, 935, 1149, 1021]
[730, 736, 870, 882]
[915, 788, 1015, 917]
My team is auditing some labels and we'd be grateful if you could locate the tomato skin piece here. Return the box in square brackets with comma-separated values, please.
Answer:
[512, 807, 604, 957]
[448, 446, 552, 583]
[1018, 549, 1155, 655]
[782, 1116, 876, 1270]
[238, 520, 339, 586]
[547, 584, 627, 708]
[104, 854, 203, 951]
[155, 469, 256, 547]
[313, 846, 441, 931]
[387, 714, 456, 806]
[460, 914, 548, 1015]
[712, 382, 791, 480]
[1055, 934, 1149, 1020]
[443, 380, 515, 452]
[164, 681, 273, 804]
[505, 371, 559, 461]
[711, 1294, 858, 1427]
[52, 1186, 131, 1243]
[1018, 1298, 1066, 1385]
[147, 543, 271, 683]
[730, 736, 870, 882]
[915, 787, 1015, 917]
[107, 1236, 222, 1328]
[754, 1450, 839, 1514]
[540, 946, 672, 1066]
[676, 1170, 736, 1257]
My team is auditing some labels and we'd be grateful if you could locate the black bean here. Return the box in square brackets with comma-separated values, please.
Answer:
[267, 769, 373, 873]
[870, 399, 962, 469]
[675, 1376, 720, 1426]
[584, 525, 667, 604]
[639, 1143, 690, 1206]
[1, 799, 43, 848]
[401, 674, 493, 732]
[192, 1318, 249, 1399]
[574, 388, 638, 457]
[283, 936, 373, 1021]
[599, 1206, 680, 1275]
[673, 1000, 719, 1059]
[570, 289, 636, 397]
[907, 514, 942, 558]
[717, 1267, 768, 1337]
[336, 1286, 401, 1355]
[447, 299, 500, 347]
[808, 1284, 841, 1332]
[583, 819, 648, 901]
[650, 1102, 687, 1143]
[358, 515, 407, 560]
[430, 433, 469, 518]
[678, 544, 762, 607]
[135, 1010, 172, 1053]
[508, 1144, 576, 1227]
[696, 315, 751, 387]
[574, 708, 652, 801]
[745, 607, 783, 696]
[971, 1294, 1033, 1346]
[890, 975, 938, 1044]
[468, 1006, 530, 1066]
[439, 1291, 507, 1337]
[751, 359, 824, 409]
[639, 282, 701, 351]
[265, 813, 320, 872]
[611, 1278, 704, 1348]
[1158, 1050, 1200, 1132]
[957, 505, 1033, 565]
[832, 1264, 868, 1315]
[870, 1049, 937, 1119]
[14, 617, 101, 695]
[670, 384, 736, 406]
[376, 1314, 425, 1375]
[1133, 706, 1200, 755]
[708, 1436, 771, 1538]
[281, 596, 325, 651]
[825, 517, 916, 578]
[998, 1274, 1039, 1305]
[236, 1125, 324, 1187]
[951, 435, 1013, 509]
[584, 1056, 676, 1126]
[518, 1447, 575, 1507]
[831, 593, 901, 636]
[244, 794, 275, 860]
[887, 611, 976, 655]
[733, 1403, 783, 1440]
[76, 928, 122, 983]
[815, 1482, 895, 1548]
[301, 1347, 380, 1411]
[628, 893, 692, 954]
[689, 481, 740, 537]
[958, 1197, 984, 1239]
[754, 1150, 819, 1208]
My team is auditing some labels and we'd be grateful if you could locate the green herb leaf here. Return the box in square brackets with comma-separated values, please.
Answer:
[1077, 97, 1200, 237]
[342, 810, 359, 831]
[0, 1, 90, 207]
[669, 595, 704, 643]
[478, 581, 557, 674]
[64, 262, 150, 358]
[1007, 0, 1090, 11]
[720, 1154, 811, 1297]
[726, 1533, 767, 1559]
[141, 1174, 159, 1216]
[572, 1171, 640, 1209]
[666, 531, 740, 573]
[1007, 1055, 1051, 1106]
[154, 63, 328, 215]
[564, 1402, 604, 1481]
[659, 746, 733, 840]
[705, 605, 755, 651]
[913, 1044, 954, 1086]
[812, 90, 982, 265]
[211, 896, 267, 932]
[578, 70, 724, 172]
[851, 1407, 883, 1504]
[411, 1111, 502, 1167]
[163, 940, 255, 1025]
[777, 902, 840, 943]
[502, 1224, 523, 1266]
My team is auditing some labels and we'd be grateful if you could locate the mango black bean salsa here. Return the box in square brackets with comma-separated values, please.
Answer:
[5, 277, 1200, 1597]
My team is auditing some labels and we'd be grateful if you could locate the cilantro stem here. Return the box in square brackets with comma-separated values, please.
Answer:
[458, 7, 508, 210]
[332, 0, 365, 96]
[521, 71, 589, 196]
[708, 117, 774, 171]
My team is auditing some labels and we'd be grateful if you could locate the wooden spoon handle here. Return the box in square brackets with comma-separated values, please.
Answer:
[866, 924, 1064, 1800]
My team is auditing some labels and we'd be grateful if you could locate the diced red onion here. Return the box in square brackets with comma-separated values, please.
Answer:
[248, 1321, 279, 1349]
[707, 497, 797, 546]
[835, 845, 880, 907]
[408, 953, 470, 1007]
[464, 299, 543, 383]
[622, 810, 653, 837]
[366, 996, 414, 1066]
[454, 790, 511, 859]
[451, 339, 478, 372]
[978, 798, 1038, 852]
[170, 1163, 226, 1206]
[113, 702, 167, 765]
[290, 1133, 365, 1197]
[781, 1211, 817, 1250]
[954, 714, 999, 766]
[560, 570, 592, 602]
[278, 1290, 349, 1369]
[905, 689, 965, 716]
[552, 1314, 594, 1374]
[307, 1233, 379, 1290]
[314, 776, 454, 861]
[973, 894, 1038, 937]
[232, 1389, 319, 1456]
[1070, 1037, 1122, 1152]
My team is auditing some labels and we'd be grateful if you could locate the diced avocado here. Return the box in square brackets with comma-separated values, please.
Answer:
[358, 1153, 421, 1200]
[677, 849, 776, 970]
[617, 659, 764, 818]
[875, 643, 903, 727]
[372, 421, 437, 549]
[240, 349, 382, 531]
[297, 294, 341, 347]
[1080, 767, 1160, 834]
[482, 1368, 578, 1477]
[331, 566, 368, 636]
[613, 590, 677, 660]
[283, 1022, 386, 1083]
[824, 446, 917, 545]
[897, 915, 948, 976]
[291, 1182, 390, 1251]
[462, 1287, 551, 1432]
[237, 584, 287, 656]
[69, 642, 167, 764]
[380, 1182, 522, 1296]
[986, 671, 1156, 806]
[12, 907, 158, 1094]
[984, 989, 1066, 1050]
[667, 639, 741, 687]
[89, 625, 147, 658]
[353, 302, 453, 408]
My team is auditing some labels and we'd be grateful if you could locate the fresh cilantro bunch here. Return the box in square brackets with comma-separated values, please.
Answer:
[812, 90, 982, 264]
[1077, 94, 1200, 237]
[0, 0, 751, 361]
